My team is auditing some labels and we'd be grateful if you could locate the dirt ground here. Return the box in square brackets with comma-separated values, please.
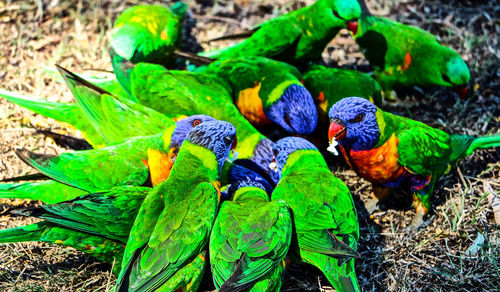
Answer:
[0, 0, 499, 291]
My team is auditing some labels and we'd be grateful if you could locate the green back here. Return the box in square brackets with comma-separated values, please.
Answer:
[110, 4, 185, 64]
[303, 65, 382, 124]
[210, 186, 292, 291]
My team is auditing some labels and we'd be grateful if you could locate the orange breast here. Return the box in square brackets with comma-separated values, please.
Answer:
[235, 82, 271, 126]
[147, 148, 176, 186]
[341, 134, 405, 184]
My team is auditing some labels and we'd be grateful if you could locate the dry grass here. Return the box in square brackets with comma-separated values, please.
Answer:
[0, 0, 498, 291]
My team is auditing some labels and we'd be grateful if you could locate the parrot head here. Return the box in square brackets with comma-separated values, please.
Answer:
[440, 52, 470, 99]
[171, 115, 216, 148]
[265, 84, 318, 135]
[227, 177, 269, 202]
[328, 97, 380, 151]
[186, 120, 237, 171]
[228, 160, 275, 195]
[330, 0, 362, 35]
[271, 137, 318, 173]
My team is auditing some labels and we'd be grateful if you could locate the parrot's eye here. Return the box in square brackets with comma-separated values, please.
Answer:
[223, 136, 233, 145]
[351, 113, 364, 123]
[192, 119, 201, 127]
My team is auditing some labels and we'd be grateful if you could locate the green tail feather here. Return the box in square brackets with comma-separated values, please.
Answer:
[467, 134, 500, 156]
[0, 222, 47, 243]
[0, 88, 105, 146]
[0, 181, 87, 204]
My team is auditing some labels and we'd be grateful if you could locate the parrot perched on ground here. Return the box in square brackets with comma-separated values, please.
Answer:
[327, 97, 500, 229]
[270, 137, 360, 292]
[119, 62, 278, 182]
[354, 1, 470, 99]
[108, 3, 187, 70]
[199, 0, 361, 67]
[115, 121, 236, 291]
[210, 178, 292, 292]
[303, 65, 382, 128]
[0, 115, 215, 203]
[0, 186, 149, 272]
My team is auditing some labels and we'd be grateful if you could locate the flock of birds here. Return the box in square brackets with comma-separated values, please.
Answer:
[0, 0, 498, 291]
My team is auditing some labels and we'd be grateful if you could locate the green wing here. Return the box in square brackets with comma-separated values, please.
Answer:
[58, 65, 173, 145]
[14, 135, 159, 192]
[396, 123, 452, 176]
[118, 182, 217, 291]
[210, 198, 292, 290]
[34, 186, 149, 242]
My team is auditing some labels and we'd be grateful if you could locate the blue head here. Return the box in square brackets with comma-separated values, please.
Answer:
[265, 84, 318, 135]
[227, 177, 269, 201]
[272, 137, 318, 173]
[170, 115, 216, 148]
[328, 97, 380, 151]
[186, 120, 237, 171]
[251, 138, 279, 185]
[228, 162, 274, 196]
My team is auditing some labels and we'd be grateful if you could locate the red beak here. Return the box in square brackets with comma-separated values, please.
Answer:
[231, 137, 237, 151]
[453, 85, 469, 100]
[346, 20, 358, 35]
[328, 122, 346, 142]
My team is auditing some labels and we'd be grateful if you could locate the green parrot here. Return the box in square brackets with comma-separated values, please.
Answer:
[271, 137, 360, 292]
[303, 64, 382, 128]
[115, 120, 237, 291]
[328, 97, 500, 229]
[355, 2, 470, 99]
[0, 185, 149, 273]
[210, 178, 292, 291]
[109, 3, 187, 69]
[199, 56, 318, 135]
[200, 0, 361, 67]
[0, 114, 215, 203]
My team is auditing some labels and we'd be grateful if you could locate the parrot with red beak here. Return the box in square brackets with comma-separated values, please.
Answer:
[199, 0, 361, 67]
[328, 97, 500, 230]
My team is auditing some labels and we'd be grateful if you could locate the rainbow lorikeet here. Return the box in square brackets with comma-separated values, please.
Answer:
[109, 3, 187, 69]
[354, 4, 470, 99]
[0, 186, 148, 273]
[115, 121, 236, 291]
[119, 62, 278, 182]
[199, 0, 361, 67]
[199, 56, 318, 135]
[327, 97, 500, 229]
[0, 115, 215, 203]
[210, 178, 292, 291]
[303, 64, 382, 128]
[270, 137, 360, 292]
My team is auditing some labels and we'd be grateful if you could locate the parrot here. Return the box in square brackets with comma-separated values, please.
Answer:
[210, 178, 292, 292]
[270, 137, 360, 292]
[119, 62, 279, 183]
[0, 185, 149, 273]
[0, 115, 215, 203]
[303, 64, 382, 129]
[114, 120, 237, 291]
[199, 0, 361, 67]
[354, 0, 470, 99]
[327, 97, 500, 229]
[199, 56, 318, 135]
[108, 3, 187, 69]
